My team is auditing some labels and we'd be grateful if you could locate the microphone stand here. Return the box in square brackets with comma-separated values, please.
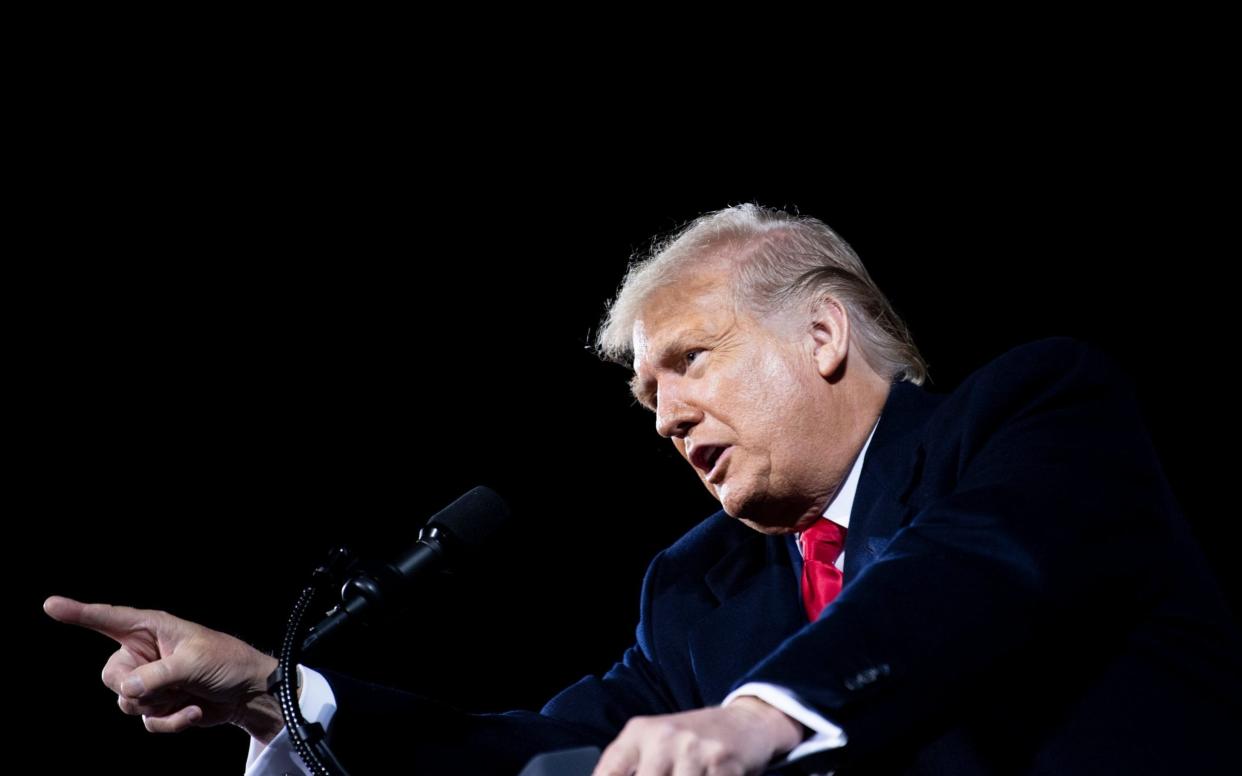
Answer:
[270, 547, 356, 776]
[270, 486, 504, 774]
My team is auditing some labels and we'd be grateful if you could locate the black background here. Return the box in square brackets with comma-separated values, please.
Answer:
[23, 108, 1237, 773]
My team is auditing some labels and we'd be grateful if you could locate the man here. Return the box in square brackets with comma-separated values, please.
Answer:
[46, 204, 1242, 774]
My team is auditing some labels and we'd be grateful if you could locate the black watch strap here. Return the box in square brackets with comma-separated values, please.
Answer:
[266, 664, 300, 695]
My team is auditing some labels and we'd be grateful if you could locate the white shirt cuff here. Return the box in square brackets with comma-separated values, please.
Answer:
[722, 681, 847, 762]
[243, 666, 337, 776]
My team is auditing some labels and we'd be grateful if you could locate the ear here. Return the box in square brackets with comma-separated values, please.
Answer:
[808, 295, 850, 379]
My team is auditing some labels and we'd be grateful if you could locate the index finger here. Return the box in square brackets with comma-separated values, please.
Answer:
[43, 596, 153, 642]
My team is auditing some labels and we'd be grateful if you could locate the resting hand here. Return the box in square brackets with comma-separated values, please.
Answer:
[43, 595, 285, 743]
[593, 697, 804, 776]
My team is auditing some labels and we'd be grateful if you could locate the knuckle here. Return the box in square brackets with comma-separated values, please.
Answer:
[151, 659, 172, 685]
[674, 730, 699, 754]
[652, 720, 680, 740]
[701, 741, 730, 767]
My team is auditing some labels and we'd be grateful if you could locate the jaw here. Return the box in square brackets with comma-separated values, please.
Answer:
[720, 483, 830, 536]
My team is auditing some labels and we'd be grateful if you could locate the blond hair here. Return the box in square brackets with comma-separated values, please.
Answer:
[594, 203, 928, 385]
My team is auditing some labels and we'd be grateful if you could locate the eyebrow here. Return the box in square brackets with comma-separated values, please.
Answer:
[628, 329, 713, 410]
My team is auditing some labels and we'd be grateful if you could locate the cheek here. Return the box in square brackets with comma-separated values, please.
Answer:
[741, 358, 823, 484]
[737, 353, 808, 431]
[721, 355, 772, 413]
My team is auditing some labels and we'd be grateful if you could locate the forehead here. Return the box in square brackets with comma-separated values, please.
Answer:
[628, 274, 742, 410]
[631, 273, 733, 364]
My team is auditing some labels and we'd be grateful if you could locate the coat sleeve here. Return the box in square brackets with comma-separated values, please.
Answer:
[734, 339, 1176, 764]
[312, 549, 680, 774]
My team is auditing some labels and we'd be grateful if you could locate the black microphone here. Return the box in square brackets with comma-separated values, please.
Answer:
[302, 485, 511, 652]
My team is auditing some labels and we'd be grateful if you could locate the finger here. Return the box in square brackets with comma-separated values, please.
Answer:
[672, 744, 734, 776]
[635, 747, 675, 776]
[101, 649, 141, 695]
[43, 596, 153, 642]
[121, 652, 189, 699]
[594, 739, 641, 776]
[141, 704, 203, 734]
[104, 654, 182, 707]
[671, 754, 707, 776]
[117, 694, 180, 718]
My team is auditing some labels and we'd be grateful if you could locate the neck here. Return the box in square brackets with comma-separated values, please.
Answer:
[799, 369, 890, 531]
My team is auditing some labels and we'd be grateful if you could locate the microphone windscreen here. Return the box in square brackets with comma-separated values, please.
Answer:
[426, 485, 512, 551]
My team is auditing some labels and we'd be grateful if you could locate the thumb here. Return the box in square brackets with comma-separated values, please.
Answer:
[121, 652, 190, 699]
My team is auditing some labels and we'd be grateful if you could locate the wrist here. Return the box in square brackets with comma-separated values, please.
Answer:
[240, 690, 285, 745]
[236, 653, 285, 745]
[728, 696, 806, 754]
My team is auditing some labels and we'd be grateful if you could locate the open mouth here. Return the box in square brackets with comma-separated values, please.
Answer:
[706, 446, 732, 482]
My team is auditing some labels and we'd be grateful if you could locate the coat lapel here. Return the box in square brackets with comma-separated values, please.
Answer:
[844, 379, 943, 582]
[689, 533, 807, 705]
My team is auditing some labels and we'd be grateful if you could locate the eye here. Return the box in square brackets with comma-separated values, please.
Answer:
[684, 349, 704, 366]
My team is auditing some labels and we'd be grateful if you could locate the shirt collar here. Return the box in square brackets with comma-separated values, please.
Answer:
[820, 413, 881, 530]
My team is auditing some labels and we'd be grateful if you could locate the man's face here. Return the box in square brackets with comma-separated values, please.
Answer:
[630, 269, 844, 534]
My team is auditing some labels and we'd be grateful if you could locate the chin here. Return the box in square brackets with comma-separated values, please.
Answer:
[719, 492, 800, 535]
[736, 518, 799, 536]
[718, 483, 810, 535]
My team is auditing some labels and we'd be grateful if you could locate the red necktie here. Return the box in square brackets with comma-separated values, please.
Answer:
[799, 519, 847, 621]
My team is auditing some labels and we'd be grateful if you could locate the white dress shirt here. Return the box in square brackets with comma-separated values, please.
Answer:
[244, 665, 336, 775]
[243, 417, 881, 776]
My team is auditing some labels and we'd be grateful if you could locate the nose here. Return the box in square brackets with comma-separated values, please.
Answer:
[655, 385, 702, 439]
